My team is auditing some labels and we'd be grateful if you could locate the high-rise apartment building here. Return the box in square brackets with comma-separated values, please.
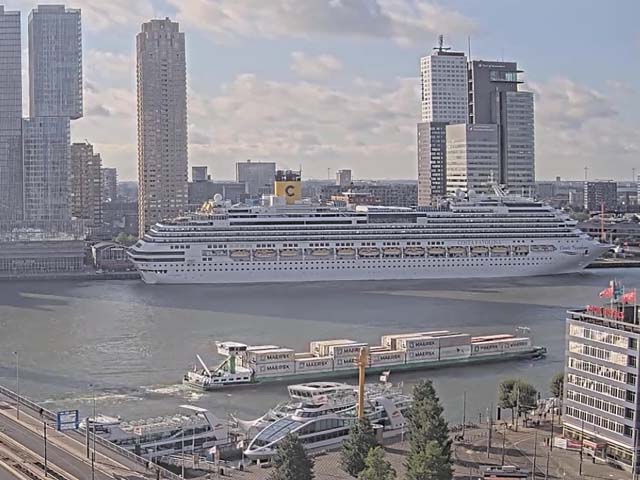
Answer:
[446, 124, 499, 195]
[584, 181, 618, 212]
[22, 117, 71, 221]
[136, 18, 188, 236]
[417, 39, 467, 206]
[28, 5, 82, 119]
[236, 160, 276, 198]
[70, 142, 102, 226]
[0, 7, 23, 221]
[101, 167, 117, 203]
[468, 60, 535, 192]
[336, 169, 352, 187]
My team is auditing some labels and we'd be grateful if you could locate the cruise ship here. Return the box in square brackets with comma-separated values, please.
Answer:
[129, 188, 608, 285]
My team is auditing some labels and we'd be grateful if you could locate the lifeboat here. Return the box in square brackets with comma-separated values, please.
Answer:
[358, 247, 380, 258]
[447, 246, 467, 256]
[254, 249, 277, 260]
[426, 247, 445, 256]
[470, 246, 489, 256]
[405, 246, 425, 257]
[490, 245, 509, 255]
[279, 248, 301, 258]
[382, 247, 402, 257]
[230, 249, 250, 259]
[513, 245, 530, 254]
[336, 247, 356, 257]
[310, 248, 332, 257]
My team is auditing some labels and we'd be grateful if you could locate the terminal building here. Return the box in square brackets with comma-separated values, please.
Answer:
[564, 289, 640, 470]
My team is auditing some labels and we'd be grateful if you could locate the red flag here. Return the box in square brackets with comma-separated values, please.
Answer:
[621, 291, 636, 304]
[599, 286, 613, 298]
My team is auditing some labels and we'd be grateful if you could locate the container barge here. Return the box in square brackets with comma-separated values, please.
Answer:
[183, 330, 546, 391]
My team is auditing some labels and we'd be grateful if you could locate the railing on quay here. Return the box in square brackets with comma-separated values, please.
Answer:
[0, 384, 183, 480]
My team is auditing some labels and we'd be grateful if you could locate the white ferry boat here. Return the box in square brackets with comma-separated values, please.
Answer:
[82, 405, 229, 460]
[183, 330, 546, 390]
[128, 189, 608, 285]
[242, 381, 411, 460]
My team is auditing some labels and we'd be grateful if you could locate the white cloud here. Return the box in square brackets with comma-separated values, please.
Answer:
[290, 52, 343, 79]
[165, 0, 477, 45]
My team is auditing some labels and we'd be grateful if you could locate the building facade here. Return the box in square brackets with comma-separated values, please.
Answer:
[28, 5, 82, 119]
[417, 121, 447, 206]
[0, 6, 23, 221]
[136, 18, 188, 236]
[236, 160, 276, 198]
[101, 167, 117, 203]
[585, 181, 618, 212]
[445, 124, 499, 195]
[336, 169, 352, 187]
[564, 299, 640, 470]
[192, 166, 209, 182]
[22, 117, 71, 221]
[70, 142, 102, 226]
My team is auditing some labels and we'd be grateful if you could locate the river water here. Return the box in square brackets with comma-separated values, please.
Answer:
[0, 269, 638, 425]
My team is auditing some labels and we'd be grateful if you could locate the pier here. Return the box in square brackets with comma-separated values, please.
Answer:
[0, 385, 181, 480]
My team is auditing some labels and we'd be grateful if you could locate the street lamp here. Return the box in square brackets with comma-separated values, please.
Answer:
[88, 383, 96, 480]
[12, 351, 19, 420]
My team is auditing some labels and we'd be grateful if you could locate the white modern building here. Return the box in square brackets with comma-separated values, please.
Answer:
[0, 6, 23, 221]
[136, 18, 188, 236]
[28, 5, 82, 119]
[446, 124, 499, 195]
[236, 160, 276, 198]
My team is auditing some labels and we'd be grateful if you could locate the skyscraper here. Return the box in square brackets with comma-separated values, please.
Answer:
[468, 60, 535, 192]
[28, 5, 82, 119]
[417, 38, 467, 206]
[71, 142, 102, 226]
[136, 18, 188, 236]
[0, 6, 23, 221]
[101, 167, 117, 203]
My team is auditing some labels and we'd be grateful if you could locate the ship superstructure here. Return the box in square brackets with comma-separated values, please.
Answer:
[128, 191, 608, 284]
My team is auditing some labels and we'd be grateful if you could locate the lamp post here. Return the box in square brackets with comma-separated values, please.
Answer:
[89, 383, 96, 480]
[13, 351, 19, 420]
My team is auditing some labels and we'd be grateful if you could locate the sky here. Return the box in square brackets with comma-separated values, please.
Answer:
[7, 0, 640, 182]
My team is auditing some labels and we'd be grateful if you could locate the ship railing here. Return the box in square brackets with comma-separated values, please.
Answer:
[0, 385, 183, 480]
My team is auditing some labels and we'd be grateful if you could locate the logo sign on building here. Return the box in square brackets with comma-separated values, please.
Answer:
[56, 410, 80, 431]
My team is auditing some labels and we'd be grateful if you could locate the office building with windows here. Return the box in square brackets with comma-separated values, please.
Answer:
[564, 297, 640, 470]
[236, 160, 276, 198]
[136, 18, 188, 235]
[70, 142, 102, 226]
[101, 167, 117, 203]
[584, 181, 618, 212]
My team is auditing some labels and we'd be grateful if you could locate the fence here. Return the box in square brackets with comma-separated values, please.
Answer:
[0, 385, 183, 480]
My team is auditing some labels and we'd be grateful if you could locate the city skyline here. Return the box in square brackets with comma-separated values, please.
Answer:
[3, 0, 639, 182]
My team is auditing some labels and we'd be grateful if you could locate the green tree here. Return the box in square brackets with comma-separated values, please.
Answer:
[114, 232, 137, 246]
[358, 446, 395, 480]
[268, 433, 314, 480]
[405, 380, 452, 480]
[498, 379, 538, 423]
[340, 417, 378, 477]
[550, 372, 564, 399]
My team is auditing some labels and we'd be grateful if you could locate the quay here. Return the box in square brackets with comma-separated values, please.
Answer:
[0, 385, 181, 480]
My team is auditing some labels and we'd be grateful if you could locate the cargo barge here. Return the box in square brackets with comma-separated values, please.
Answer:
[183, 330, 546, 391]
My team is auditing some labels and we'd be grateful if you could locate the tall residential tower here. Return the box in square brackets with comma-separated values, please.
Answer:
[0, 6, 23, 221]
[136, 18, 188, 236]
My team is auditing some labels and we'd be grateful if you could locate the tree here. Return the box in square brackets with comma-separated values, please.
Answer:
[114, 232, 137, 246]
[358, 446, 395, 480]
[268, 433, 314, 480]
[405, 380, 452, 480]
[498, 379, 538, 423]
[341, 417, 378, 477]
[550, 372, 564, 399]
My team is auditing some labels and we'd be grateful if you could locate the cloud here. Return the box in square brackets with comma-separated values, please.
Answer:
[166, 0, 477, 45]
[531, 77, 639, 180]
[290, 52, 343, 79]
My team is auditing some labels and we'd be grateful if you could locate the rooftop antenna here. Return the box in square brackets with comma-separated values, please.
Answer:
[434, 34, 451, 53]
[584, 166, 588, 182]
[468, 36, 472, 60]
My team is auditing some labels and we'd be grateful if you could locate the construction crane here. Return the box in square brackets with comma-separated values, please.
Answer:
[357, 346, 368, 419]
[434, 34, 451, 53]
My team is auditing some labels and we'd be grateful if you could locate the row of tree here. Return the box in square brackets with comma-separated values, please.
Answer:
[268, 379, 453, 480]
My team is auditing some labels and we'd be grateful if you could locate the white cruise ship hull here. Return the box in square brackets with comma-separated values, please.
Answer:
[138, 246, 608, 285]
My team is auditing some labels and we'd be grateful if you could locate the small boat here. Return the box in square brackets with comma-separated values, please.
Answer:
[336, 247, 356, 257]
[310, 248, 332, 257]
[358, 247, 380, 257]
[254, 249, 277, 259]
[405, 246, 425, 256]
[279, 248, 301, 258]
[490, 245, 510, 255]
[230, 249, 250, 259]
[382, 247, 402, 257]
[447, 246, 467, 256]
[426, 247, 445, 256]
[470, 246, 489, 256]
[513, 245, 530, 254]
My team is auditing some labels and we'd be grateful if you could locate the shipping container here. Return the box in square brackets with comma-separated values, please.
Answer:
[397, 337, 440, 351]
[437, 334, 472, 348]
[381, 331, 450, 349]
[255, 361, 295, 377]
[328, 342, 369, 358]
[294, 356, 334, 373]
[333, 356, 360, 369]
[471, 342, 503, 356]
[406, 349, 439, 362]
[246, 345, 281, 352]
[310, 339, 356, 356]
[247, 348, 295, 364]
[369, 350, 406, 366]
[439, 344, 472, 359]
